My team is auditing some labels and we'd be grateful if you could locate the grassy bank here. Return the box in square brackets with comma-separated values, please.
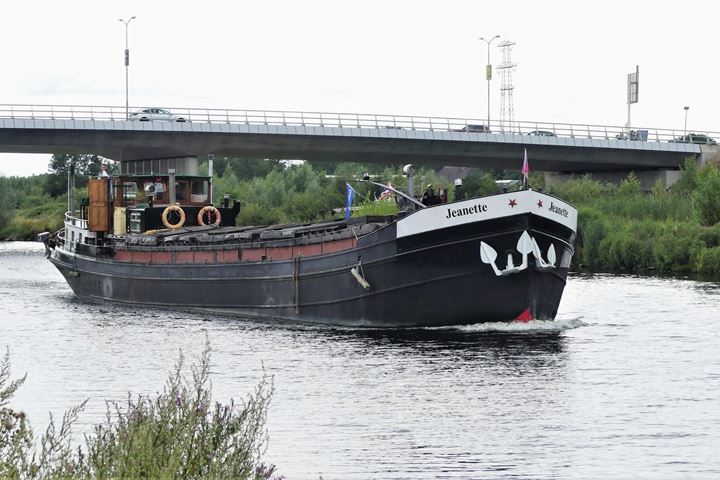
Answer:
[2, 157, 719, 276]
[0, 175, 66, 240]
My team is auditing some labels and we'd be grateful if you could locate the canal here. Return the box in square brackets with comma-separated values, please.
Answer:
[1, 242, 719, 479]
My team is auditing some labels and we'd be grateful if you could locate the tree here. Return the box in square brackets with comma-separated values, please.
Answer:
[45, 154, 117, 197]
[462, 172, 498, 198]
[226, 158, 282, 181]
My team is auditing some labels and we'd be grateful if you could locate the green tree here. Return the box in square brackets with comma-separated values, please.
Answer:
[226, 158, 282, 181]
[45, 154, 118, 197]
[462, 172, 498, 198]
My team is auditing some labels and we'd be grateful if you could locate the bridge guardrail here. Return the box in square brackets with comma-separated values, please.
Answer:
[0, 103, 716, 145]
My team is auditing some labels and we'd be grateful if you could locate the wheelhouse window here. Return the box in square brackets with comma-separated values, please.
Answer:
[190, 179, 209, 203]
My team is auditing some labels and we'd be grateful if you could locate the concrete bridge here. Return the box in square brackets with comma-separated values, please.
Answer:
[0, 104, 714, 179]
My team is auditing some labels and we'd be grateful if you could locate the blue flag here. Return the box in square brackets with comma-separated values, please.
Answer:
[345, 183, 355, 220]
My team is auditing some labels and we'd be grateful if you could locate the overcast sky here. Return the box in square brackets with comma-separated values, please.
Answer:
[1, 0, 718, 176]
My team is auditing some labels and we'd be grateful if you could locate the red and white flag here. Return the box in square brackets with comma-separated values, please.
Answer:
[521, 148, 529, 188]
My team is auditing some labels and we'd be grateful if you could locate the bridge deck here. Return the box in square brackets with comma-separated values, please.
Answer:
[0, 105, 704, 172]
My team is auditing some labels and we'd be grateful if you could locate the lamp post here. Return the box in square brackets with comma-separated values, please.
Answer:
[479, 35, 500, 126]
[119, 16, 136, 120]
[683, 106, 689, 137]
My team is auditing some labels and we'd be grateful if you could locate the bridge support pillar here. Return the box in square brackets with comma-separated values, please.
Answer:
[699, 144, 720, 167]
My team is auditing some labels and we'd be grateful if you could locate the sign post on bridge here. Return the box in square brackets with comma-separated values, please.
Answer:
[626, 65, 639, 132]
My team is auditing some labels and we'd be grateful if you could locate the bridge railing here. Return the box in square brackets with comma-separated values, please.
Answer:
[0, 103, 717, 145]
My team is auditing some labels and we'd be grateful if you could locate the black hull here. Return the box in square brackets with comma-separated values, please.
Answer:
[49, 213, 574, 327]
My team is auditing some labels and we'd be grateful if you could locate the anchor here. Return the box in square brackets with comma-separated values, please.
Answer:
[531, 237, 557, 268]
[480, 231, 557, 277]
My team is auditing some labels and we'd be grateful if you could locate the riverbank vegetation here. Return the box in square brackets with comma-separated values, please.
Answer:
[550, 160, 720, 276]
[0, 341, 278, 479]
[1, 155, 719, 275]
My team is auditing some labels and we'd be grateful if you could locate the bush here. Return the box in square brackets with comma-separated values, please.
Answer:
[462, 172, 498, 198]
[696, 246, 720, 275]
[0, 178, 13, 230]
[693, 163, 720, 226]
[576, 206, 607, 268]
[653, 227, 706, 273]
[617, 172, 642, 197]
[547, 174, 611, 204]
[672, 157, 700, 197]
[603, 234, 654, 271]
[285, 190, 335, 223]
[0, 341, 278, 479]
[697, 223, 720, 248]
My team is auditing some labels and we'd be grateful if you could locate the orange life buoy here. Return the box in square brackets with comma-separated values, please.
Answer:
[162, 205, 186, 229]
[197, 205, 222, 226]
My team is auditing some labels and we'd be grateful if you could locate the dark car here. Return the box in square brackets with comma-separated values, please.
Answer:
[527, 130, 556, 137]
[454, 124, 491, 133]
[671, 133, 717, 145]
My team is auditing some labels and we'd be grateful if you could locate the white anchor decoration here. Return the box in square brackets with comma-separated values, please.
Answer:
[531, 237, 556, 268]
[480, 231, 557, 277]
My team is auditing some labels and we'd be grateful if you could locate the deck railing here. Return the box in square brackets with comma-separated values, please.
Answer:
[0, 103, 717, 145]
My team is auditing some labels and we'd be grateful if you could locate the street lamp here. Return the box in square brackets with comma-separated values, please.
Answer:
[479, 35, 500, 126]
[683, 106, 689, 137]
[119, 16, 136, 120]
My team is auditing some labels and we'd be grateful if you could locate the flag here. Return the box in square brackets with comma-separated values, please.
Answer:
[377, 181, 394, 202]
[345, 183, 355, 220]
[521, 148, 529, 189]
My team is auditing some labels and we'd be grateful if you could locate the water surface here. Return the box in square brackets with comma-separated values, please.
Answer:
[1, 242, 719, 478]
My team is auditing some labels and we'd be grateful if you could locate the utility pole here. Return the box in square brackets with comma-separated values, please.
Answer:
[119, 16, 136, 120]
[479, 35, 500, 126]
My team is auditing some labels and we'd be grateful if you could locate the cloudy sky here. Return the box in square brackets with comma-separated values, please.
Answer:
[1, 0, 718, 176]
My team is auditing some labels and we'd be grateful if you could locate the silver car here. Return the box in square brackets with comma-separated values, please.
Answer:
[129, 108, 187, 122]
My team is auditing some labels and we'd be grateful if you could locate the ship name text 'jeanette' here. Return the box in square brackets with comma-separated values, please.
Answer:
[549, 202, 569, 218]
[445, 203, 489, 219]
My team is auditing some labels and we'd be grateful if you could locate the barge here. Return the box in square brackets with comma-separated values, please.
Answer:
[40, 160, 577, 327]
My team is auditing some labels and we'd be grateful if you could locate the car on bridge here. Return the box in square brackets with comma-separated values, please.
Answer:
[527, 130, 556, 137]
[455, 124, 491, 133]
[670, 133, 717, 145]
[129, 108, 188, 123]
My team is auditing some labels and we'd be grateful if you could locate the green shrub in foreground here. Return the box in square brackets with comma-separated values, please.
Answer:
[0, 342, 279, 480]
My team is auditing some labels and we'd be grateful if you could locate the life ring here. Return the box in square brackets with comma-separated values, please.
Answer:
[162, 205, 186, 229]
[197, 206, 222, 226]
